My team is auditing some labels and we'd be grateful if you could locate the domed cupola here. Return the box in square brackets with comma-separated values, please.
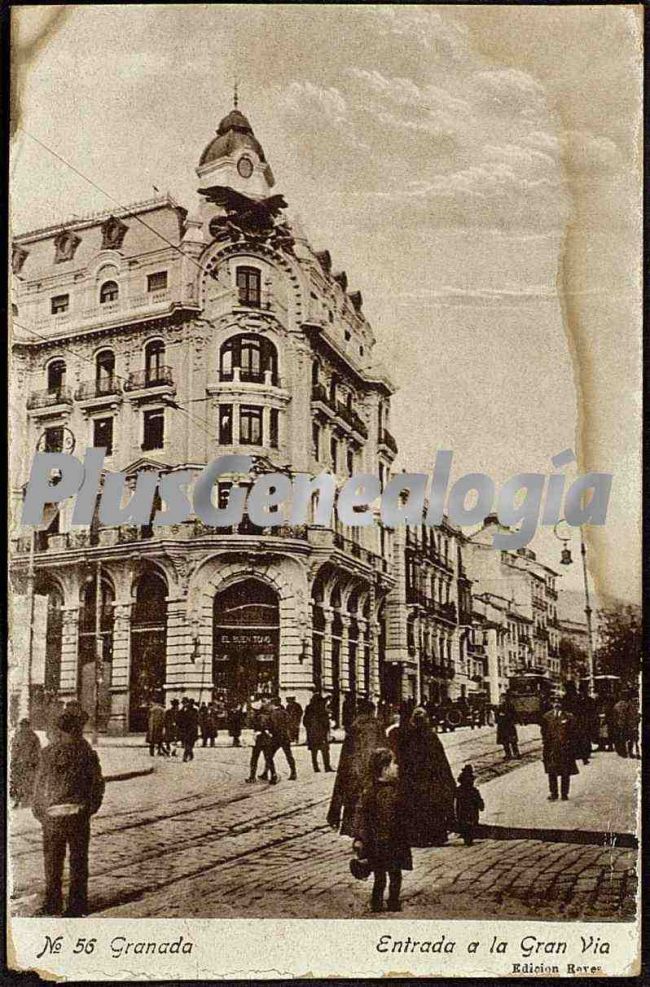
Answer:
[197, 99, 275, 197]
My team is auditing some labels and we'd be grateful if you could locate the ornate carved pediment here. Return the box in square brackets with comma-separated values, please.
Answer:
[54, 230, 81, 263]
[12, 244, 29, 275]
[101, 215, 128, 251]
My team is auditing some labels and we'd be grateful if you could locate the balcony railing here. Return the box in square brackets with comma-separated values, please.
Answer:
[379, 427, 398, 454]
[124, 367, 174, 391]
[336, 401, 368, 439]
[27, 386, 73, 410]
[75, 377, 122, 400]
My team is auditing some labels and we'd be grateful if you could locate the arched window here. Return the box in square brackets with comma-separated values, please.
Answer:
[100, 280, 119, 304]
[47, 359, 66, 394]
[145, 339, 165, 383]
[95, 350, 115, 393]
[311, 360, 320, 386]
[219, 334, 278, 385]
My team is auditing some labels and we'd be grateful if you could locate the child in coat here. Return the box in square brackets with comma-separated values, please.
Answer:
[455, 764, 484, 846]
[353, 748, 413, 913]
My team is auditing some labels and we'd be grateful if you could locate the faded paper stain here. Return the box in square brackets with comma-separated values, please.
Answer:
[457, 5, 643, 604]
[10, 7, 69, 139]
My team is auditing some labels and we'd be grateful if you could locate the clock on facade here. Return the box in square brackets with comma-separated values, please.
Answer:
[237, 156, 254, 179]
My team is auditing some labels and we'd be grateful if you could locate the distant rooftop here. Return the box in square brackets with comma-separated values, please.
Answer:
[13, 193, 182, 243]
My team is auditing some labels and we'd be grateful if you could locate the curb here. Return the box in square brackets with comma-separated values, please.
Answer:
[475, 822, 637, 849]
[105, 767, 154, 783]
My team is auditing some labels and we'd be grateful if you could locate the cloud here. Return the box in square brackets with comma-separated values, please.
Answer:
[280, 80, 348, 127]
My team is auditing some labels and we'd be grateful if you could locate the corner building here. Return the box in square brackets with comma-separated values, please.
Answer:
[10, 106, 399, 733]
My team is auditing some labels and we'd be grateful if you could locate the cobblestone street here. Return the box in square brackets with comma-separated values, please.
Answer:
[9, 726, 638, 922]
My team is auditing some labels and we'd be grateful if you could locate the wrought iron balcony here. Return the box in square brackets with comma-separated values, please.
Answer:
[124, 366, 174, 391]
[378, 427, 397, 454]
[311, 382, 330, 405]
[75, 377, 122, 400]
[27, 386, 73, 410]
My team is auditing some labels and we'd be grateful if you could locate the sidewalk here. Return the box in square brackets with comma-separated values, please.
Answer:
[480, 749, 639, 837]
[33, 731, 154, 782]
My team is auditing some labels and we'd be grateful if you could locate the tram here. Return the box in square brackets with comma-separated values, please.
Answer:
[507, 671, 553, 724]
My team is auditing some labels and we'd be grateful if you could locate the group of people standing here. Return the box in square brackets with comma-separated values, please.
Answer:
[146, 696, 248, 761]
[327, 700, 485, 913]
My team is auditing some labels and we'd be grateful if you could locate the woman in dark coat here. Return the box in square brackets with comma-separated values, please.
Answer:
[495, 699, 519, 759]
[10, 718, 41, 808]
[327, 699, 386, 835]
[395, 706, 456, 847]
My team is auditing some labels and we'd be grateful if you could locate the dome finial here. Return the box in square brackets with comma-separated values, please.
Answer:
[233, 77, 239, 109]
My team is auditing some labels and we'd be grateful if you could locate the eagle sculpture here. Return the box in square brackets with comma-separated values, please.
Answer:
[199, 185, 288, 234]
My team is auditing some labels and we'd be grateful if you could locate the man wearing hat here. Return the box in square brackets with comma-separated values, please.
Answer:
[285, 696, 303, 745]
[541, 694, 579, 800]
[32, 708, 104, 916]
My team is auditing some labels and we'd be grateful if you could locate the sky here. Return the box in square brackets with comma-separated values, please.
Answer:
[10, 5, 642, 605]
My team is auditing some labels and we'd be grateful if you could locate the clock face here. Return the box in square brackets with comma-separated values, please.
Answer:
[237, 156, 254, 179]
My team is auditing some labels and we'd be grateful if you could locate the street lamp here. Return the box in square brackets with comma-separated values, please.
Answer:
[553, 520, 595, 695]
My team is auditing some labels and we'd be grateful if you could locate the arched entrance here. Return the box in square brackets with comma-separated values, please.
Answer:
[78, 574, 115, 728]
[129, 569, 168, 732]
[212, 578, 279, 704]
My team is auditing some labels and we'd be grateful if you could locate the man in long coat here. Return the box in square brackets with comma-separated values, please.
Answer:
[147, 699, 166, 757]
[328, 699, 386, 835]
[303, 691, 333, 772]
[495, 698, 519, 759]
[284, 697, 303, 744]
[177, 698, 199, 762]
[541, 696, 579, 800]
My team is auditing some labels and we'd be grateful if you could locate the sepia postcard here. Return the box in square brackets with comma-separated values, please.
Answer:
[7, 4, 642, 980]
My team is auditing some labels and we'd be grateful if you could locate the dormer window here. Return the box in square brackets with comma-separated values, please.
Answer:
[147, 271, 168, 293]
[236, 266, 261, 308]
[51, 294, 69, 315]
[100, 280, 119, 303]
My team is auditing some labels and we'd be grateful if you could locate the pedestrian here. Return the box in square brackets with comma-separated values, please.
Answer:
[284, 696, 303, 744]
[202, 702, 218, 747]
[612, 694, 630, 757]
[564, 682, 592, 765]
[454, 765, 485, 846]
[328, 698, 386, 835]
[147, 696, 167, 757]
[267, 697, 297, 780]
[341, 692, 357, 734]
[10, 718, 41, 808]
[163, 698, 179, 756]
[599, 698, 616, 752]
[303, 690, 333, 773]
[352, 747, 412, 913]
[227, 703, 245, 747]
[246, 700, 277, 783]
[394, 706, 456, 847]
[31, 708, 105, 917]
[177, 697, 199, 762]
[495, 698, 519, 760]
[541, 694, 579, 800]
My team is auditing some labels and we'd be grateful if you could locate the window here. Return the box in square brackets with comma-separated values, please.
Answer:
[217, 482, 232, 510]
[93, 417, 114, 455]
[239, 405, 263, 445]
[219, 404, 233, 444]
[95, 350, 115, 392]
[329, 375, 337, 406]
[147, 271, 168, 293]
[346, 446, 354, 476]
[219, 334, 277, 384]
[142, 408, 164, 451]
[312, 422, 320, 460]
[51, 294, 69, 315]
[269, 408, 279, 449]
[330, 435, 338, 472]
[312, 360, 320, 386]
[44, 426, 64, 453]
[344, 329, 351, 341]
[145, 340, 165, 382]
[236, 266, 261, 307]
[47, 360, 66, 393]
[100, 280, 119, 303]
